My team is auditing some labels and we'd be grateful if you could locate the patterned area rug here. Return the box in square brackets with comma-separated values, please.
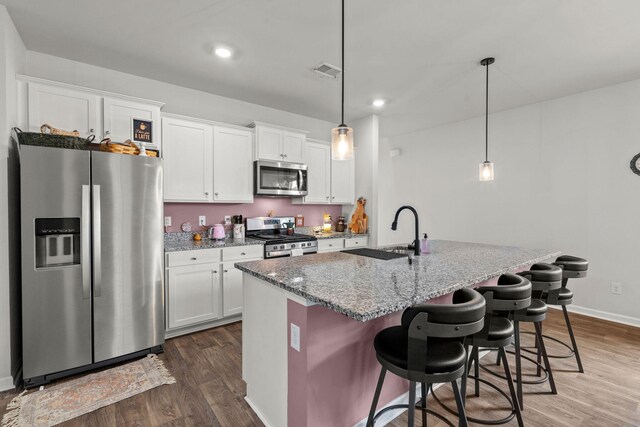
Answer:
[2, 354, 175, 427]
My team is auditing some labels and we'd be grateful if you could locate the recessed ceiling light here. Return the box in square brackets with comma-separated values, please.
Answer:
[372, 99, 386, 107]
[214, 47, 233, 59]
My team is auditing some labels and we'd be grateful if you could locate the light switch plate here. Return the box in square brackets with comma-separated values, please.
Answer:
[611, 282, 623, 295]
[224, 215, 231, 225]
[164, 216, 172, 227]
[290, 323, 300, 352]
[199, 216, 206, 226]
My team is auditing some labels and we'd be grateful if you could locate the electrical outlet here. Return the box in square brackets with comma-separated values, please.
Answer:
[164, 216, 172, 227]
[199, 216, 206, 226]
[611, 282, 623, 295]
[290, 323, 300, 352]
[224, 215, 231, 225]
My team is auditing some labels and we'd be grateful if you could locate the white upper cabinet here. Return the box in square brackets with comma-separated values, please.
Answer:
[331, 154, 355, 204]
[103, 97, 162, 150]
[28, 82, 101, 138]
[213, 126, 254, 203]
[282, 131, 306, 163]
[303, 142, 331, 203]
[256, 126, 283, 161]
[252, 122, 307, 163]
[294, 139, 355, 205]
[162, 117, 213, 202]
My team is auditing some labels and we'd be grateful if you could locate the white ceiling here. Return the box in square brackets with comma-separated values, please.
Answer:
[3, 0, 640, 137]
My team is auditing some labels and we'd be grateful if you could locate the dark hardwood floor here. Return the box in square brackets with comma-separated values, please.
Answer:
[1, 310, 639, 426]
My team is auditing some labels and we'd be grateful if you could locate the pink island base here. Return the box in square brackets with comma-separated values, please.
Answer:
[286, 274, 511, 427]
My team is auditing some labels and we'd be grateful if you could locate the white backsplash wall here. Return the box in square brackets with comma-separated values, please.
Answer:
[378, 78, 640, 323]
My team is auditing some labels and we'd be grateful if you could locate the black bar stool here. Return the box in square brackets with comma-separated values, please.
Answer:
[433, 273, 531, 426]
[366, 288, 486, 427]
[511, 263, 563, 407]
[541, 255, 589, 372]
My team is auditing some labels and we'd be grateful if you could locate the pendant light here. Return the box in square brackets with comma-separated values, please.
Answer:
[331, 0, 354, 160]
[479, 57, 495, 181]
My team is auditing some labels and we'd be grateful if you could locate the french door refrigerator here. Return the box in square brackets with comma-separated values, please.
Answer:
[20, 145, 165, 387]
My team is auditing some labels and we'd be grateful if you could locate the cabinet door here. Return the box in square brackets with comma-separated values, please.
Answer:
[331, 156, 355, 204]
[162, 117, 213, 202]
[28, 83, 101, 137]
[103, 97, 162, 151]
[283, 131, 305, 163]
[213, 126, 254, 203]
[256, 126, 284, 161]
[167, 264, 222, 329]
[222, 262, 244, 317]
[304, 142, 331, 203]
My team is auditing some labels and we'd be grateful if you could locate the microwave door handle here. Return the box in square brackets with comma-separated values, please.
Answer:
[81, 185, 91, 300]
[92, 185, 102, 297]
[298, 170, 305, 191]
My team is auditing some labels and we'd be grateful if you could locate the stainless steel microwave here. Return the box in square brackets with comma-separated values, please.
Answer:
[254, 160, 308, 196]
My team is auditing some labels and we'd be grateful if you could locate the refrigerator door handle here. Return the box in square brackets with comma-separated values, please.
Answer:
[92, 184, 102, 298]
[81, 185, 91, 300]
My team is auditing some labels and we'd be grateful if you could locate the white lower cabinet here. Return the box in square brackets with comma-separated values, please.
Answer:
[167, 263, 222, 329]
[222, 262, 244, 317]
[165, 247, 262, 338]
[317, 236, 369, 253]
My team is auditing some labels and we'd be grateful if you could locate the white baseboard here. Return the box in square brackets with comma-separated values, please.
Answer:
[245, 396, 273, 427]
[547, 304, 640, 328]
[0, 375, 14, 392]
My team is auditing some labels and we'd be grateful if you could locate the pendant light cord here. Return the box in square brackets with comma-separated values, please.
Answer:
[340, 0, 345, 126]
[485, 59, 489, 162]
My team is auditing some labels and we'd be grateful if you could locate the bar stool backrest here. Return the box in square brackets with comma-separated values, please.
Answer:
[402, 288, 486, 377]
[474, 274, 531, 340]
[518, 263, 562, 299]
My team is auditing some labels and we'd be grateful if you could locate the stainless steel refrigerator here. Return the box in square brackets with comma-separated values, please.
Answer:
[20, 145, 165, 387]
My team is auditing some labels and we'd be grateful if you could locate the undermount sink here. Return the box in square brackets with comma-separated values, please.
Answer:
[381, 245, 415, 255]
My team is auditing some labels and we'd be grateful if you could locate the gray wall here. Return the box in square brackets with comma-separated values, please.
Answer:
[378, 78, 640, 324]
[0, 4, 26, 391]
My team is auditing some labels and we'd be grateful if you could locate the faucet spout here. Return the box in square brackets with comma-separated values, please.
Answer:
[391, 205, 420, 256]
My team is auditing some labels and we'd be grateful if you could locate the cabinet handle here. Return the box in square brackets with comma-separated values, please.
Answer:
[105, 130, 110, 135]
[332, 196, 335, 200]
[283, 154, 288, 158]
[214, 192, 219, 196]
[213, 270, 218, 274]
[326, 196, 329, 200]
[89, 128, 95, 133]
[241, 252, 246, 256]
[329, 244, 333, 247]
[205, 192, 209, 196]
[224, 269, 228, 273]
[191, 257, 197, 260]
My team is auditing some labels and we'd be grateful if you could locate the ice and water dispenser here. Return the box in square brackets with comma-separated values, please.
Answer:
[35, 218, 81, 268]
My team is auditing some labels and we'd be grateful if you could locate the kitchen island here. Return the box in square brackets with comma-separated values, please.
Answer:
[235, 240, 560, 427]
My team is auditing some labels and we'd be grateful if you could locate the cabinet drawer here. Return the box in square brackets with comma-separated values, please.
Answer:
[222, 245, 263, 261]
[167, 249, 221, 267]
[344, 237, 368, 248]
[318, 239, 345, 252]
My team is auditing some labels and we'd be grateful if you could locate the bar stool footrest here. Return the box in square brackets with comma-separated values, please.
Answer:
[479, 349, 550, 385]
[520, 331, 576, 359]
[371, 402, 454, 427]
[430, 378, 517, 425]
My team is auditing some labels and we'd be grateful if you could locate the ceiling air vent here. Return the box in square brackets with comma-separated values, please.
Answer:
[312, 62, 342, 79]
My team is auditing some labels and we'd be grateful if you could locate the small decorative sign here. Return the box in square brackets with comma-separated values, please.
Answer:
[631, 153, 640, 176]
[132, 118, 153, 144]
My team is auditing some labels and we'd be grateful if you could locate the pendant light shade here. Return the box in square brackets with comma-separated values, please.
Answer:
[331, 0, 354, 160]
[479, 57, 495, 181]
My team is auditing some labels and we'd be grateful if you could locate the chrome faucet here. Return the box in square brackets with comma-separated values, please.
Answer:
[391, 205, 420, 256]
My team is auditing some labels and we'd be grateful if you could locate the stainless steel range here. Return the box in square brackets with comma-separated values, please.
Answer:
[246, 216, 317, 258]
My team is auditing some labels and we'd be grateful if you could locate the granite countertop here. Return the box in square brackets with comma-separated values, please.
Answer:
[164, 238, 264, 252]
[235, 240, 560, 322]
[301, 231, 369, 240]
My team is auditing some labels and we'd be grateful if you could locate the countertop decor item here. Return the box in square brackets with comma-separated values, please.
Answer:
[479, 57, 496, 181]
[40, 123, 80, 137]
[211, 223, 226, 240]
[323, 214, 332, 232]
[1, 354, 175, 427]
[349, 197, 368, 234]
[180, 222, 192, 232]
[99, 138, 158, 157]
[193, 232, 202, 241]
[631, 152, 640, 176]
[331, 0, 354, 161]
